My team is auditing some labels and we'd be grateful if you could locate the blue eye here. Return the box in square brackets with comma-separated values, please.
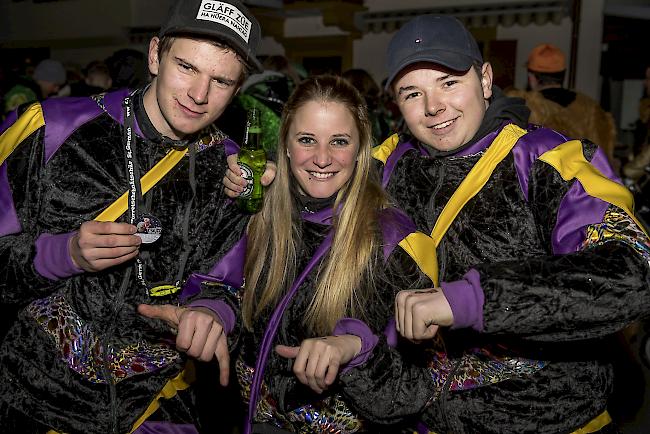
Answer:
[298, 136, 315, 145]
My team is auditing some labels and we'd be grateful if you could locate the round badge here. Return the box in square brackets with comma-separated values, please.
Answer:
[135, 213, 162, 244]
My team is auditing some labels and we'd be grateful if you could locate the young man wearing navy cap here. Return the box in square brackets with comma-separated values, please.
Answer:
[0, 0, 272, 432]
[337, 15, 650, 433]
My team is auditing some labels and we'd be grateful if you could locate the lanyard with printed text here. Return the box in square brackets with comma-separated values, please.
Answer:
[122, 96, 173, 297]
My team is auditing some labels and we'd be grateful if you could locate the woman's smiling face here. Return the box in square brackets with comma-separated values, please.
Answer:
[286, 100, 360, 199]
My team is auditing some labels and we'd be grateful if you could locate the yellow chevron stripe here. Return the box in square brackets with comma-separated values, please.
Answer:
[0, 103, 44, 165]
[398, 124, 527, 286]
[94, 148, 187, 222]
[430, 124, 527, 247]
[371, 133, 400, 164]
[539, 140, 647, 236]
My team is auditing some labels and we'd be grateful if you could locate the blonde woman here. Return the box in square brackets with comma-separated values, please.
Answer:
[196, 75, 430, 433]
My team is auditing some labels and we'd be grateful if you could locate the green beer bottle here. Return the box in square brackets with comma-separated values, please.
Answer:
[238, 107, 266, 213]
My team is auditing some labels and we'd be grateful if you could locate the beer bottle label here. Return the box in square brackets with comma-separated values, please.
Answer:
[238, 162, 254, 198]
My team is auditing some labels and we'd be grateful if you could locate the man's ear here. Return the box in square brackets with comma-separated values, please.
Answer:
[481, 62, 493, 100]
[148, 37, 161, 77]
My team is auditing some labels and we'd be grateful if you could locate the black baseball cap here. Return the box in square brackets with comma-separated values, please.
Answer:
[385, 15, 483, 89]
[159, 0, 263, 73]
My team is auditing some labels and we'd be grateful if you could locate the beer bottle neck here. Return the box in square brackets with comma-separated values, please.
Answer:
[243, 128, 262, 150]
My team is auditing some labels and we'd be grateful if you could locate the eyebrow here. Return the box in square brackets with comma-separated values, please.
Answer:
[397, 73, 458, 95]
[174, 56, 237, 86]
[397, 85, 416, 96]
[295, 132, 352, 138]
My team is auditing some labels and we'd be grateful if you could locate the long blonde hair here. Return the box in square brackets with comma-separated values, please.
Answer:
[242, 75, 388, 335]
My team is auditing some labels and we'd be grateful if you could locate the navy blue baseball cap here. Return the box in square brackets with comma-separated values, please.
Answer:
[385, 15, 483, 88]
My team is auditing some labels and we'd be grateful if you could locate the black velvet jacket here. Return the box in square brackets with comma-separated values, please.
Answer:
[0, 89, 248, 433]
[211, 201, 430, 433]
[340, 93, 650, 433]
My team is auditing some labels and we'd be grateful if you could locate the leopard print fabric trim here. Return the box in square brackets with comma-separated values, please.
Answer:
[90, 92, 228, 154]
[236, 358, 365, 433]
[582, 205, 650, 265]
[195, 123, 228, 153]
[426, 346, 547, 400]
[27, 293, 179, 384]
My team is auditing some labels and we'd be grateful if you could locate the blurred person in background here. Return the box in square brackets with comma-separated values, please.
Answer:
[342, 68, 391, 143]
[105, 48, 148, 91]
[69, 60, 113, 97]
[507, 44, 618, 166]
[622, 65, 650, 225]
[3, 58, 66, 114]
[218, 55, 301, 154]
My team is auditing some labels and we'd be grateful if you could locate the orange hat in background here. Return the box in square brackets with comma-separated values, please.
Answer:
[527, 44, 566, 73]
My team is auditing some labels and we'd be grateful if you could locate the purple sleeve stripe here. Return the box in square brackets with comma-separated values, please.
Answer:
[440, 269, 484, 332]
[511, 126, 568, 201]
[380, 140, 419, 188]
[207, 235, 247, 285]
[41, 96, 104, 164]
[0, 163, 21, 236]
[552, 182, 609, 254]
[333, 318, 379, 374]
[179, 236, 247, 302]
[223, 138, 240, 156]
[34, 232, 83, 281]
[187, 299, 236, 335]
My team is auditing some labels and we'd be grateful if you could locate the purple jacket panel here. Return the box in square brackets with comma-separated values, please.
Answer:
[381, 139, 421, 188]
[179, 235, 247, 302]
[133, 422, 198, 434]
[223, 137, 240, 156]
[0, 164, 20, 236]
[40, 96, 105, 164]
[510, 126, 569, 202]
[378, 207, 418, 259]
[511, 126, 621, 254]
[100, 89, 144, 136]
[0, 109, 18, 135]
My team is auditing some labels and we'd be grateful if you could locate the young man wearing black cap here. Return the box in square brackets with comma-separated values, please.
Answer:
[337, 15, 650, 433]
[0, 0, 269, 432]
